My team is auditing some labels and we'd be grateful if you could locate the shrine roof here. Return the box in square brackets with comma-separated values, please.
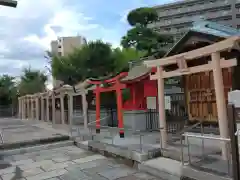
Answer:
[165, 20, 240, 57]
[120, 63, 151, 83]
[87, 72, 128, 84]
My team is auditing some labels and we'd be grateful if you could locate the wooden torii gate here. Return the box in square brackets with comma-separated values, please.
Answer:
[144, 36, 240, 159]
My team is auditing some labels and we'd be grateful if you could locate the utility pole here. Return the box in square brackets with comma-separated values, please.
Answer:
[0, 0, 17, 8]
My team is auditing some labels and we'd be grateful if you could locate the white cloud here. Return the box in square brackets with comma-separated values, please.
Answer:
[0, 0, 179, 89]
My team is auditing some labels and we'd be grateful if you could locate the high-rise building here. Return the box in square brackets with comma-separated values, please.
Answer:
[51, 36, 87, 88]
[51, 36, 87, 57]
[150, 0, 239, 42]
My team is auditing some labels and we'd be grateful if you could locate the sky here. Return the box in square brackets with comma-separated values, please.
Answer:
[0, 0, 177, 88]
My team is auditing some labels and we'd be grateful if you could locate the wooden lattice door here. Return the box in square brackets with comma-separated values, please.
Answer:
[186, 68, 232, 123]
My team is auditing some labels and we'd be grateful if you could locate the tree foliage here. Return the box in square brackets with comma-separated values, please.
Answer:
[113, 47, 145, 72]
[51, 40, 143, 85]
[0, 75, 17, 106]
[121, 7, 173, 57]
[18, 68, 48, 96]
[127, 7, 158, 27]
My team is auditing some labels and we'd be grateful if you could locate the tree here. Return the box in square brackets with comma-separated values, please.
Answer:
[18, 68, 47, 96]
[112, 47, 145, 72]
[51, 40, 144, 85]
[0, 75, 17, 106]
[127, 7, 158, 27]
[121, 7, 173, 57]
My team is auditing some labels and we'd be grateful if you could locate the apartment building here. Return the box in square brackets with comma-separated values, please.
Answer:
[51, 36, 87, 57]
[51, 36, 87, 88]
[150, 0, 240, 41]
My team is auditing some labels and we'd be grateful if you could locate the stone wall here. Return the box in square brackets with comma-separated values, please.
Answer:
[123, 110, 147, 131]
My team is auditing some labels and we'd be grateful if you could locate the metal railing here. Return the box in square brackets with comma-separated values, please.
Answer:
[0, 129, 3, 144]
[86, 118, 205, 152]
[88, 124, 154, 152]
[181, 133, 231, 177]
[87, 115, 110, 127]
[69, 115, 84, 137]
[167, 121, 202, 144]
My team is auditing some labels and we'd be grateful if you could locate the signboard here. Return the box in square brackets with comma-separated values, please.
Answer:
[235, 129, 240, 136]
[147, 97, 156, 109]
[147, 96, 171, 110]
[164, 77, 181, 86]
[164, 96, 171, 110]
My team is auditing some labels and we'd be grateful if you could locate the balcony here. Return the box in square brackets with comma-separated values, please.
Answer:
[156, 0, 231, 18]
[153, 10, 232, 28]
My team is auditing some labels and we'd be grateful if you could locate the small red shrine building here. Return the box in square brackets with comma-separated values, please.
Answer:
[121, 64, 157, 110]
[87, 62, 184, 133]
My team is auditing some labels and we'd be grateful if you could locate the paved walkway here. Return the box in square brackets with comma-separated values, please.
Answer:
[1, 145, 161, 180]
[0, 118, 68, 144]
[0, 118, 162, 179]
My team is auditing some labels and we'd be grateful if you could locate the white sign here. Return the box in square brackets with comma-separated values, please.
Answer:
[235, 129, 240, 136]
[165, 96, 171, 110]
[147, 97, 157, 109]
[229, 90, 240, 108]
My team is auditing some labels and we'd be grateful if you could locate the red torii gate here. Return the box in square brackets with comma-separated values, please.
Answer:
[87, 72, 128, 138]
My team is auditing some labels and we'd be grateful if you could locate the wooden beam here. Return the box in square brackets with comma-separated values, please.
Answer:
[144, 36, 240, 68]
[150, 58, 237, 80]
[176, 56, 188, 72]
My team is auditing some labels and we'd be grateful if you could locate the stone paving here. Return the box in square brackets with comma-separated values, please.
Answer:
[1, 145, 162, 180]
[0, 118, 68, 144]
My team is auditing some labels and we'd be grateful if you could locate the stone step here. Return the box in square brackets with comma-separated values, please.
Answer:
[138, 157, 182, 180]
[0, 135, 70, 151]
[182, 165, 231, 180]
[1, 140, 74, 156]
[139, 157, 231, 180]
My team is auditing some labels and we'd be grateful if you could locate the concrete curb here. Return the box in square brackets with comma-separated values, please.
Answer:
[182, 166, 232, 180]
[74, 139, 161, 163]
[138, 157, 182, 180]
[0, 135, 70, 151]
[1, 140, 74, 156]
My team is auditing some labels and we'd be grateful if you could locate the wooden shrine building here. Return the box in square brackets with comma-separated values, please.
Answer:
[163, 20, 240, 124]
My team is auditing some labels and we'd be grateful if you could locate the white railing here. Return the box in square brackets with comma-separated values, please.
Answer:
[181, 133, 231, 176]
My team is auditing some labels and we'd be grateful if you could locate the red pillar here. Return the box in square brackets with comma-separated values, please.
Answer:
[95, 85, 101, 133]
[116, 81, 124, 138]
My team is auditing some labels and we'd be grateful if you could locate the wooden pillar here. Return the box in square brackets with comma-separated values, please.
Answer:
[46, 96, 50, 122]
[116, 81, 124, 138]
[68, 94, 73, 127]
[82, 92, 88, 129]
[212, 52, 229, 159]
[18, 97, 21, 119]
[22, 98, 25, 119]
[52, 93, 56, 124]
[157, 66, 167, 148]
[28, 98, 31, 119]
[35, 97, 39, 120]
[26, 97, 30, 119]
[41, 97, 44, 121]
[60, 94, 65, 124]
[31, 98, 34, 120]
[26, 98, 28, 119]
[95, 85, 101, 133]
[20, 98, 22, 119]
[21, 98, 24, 119]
